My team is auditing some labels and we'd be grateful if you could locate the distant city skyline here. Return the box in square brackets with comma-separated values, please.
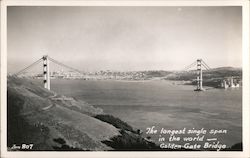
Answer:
[7, 6, 242, 73]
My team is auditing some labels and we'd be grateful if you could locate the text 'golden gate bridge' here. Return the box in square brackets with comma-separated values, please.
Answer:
[14, 55, 211, 91]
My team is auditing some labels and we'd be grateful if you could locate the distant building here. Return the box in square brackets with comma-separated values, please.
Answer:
[220, 77, 240, 89]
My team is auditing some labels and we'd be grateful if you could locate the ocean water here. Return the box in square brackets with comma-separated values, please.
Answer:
[49, 79, 242, 149]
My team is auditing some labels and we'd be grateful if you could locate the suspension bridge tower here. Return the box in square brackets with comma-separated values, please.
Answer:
[43, 55, 50, 90]
[195, 59, 203, 91]
[183, 58, 210, 91]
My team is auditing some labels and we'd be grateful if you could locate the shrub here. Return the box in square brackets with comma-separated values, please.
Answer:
[95, 114, 135, 133]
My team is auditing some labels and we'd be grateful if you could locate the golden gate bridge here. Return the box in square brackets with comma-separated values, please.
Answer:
[183, 59, 211, 91]
[14, 55, 85, 90]
[14, 55, 211, 91]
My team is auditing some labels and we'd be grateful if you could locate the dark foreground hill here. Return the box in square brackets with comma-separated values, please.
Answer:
[7, 76, 158, 151]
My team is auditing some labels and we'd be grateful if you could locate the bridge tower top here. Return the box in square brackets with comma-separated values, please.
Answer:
[195, 59, 203, 91]
[42, 55, 48, 60]
[43, 55, 50, 90]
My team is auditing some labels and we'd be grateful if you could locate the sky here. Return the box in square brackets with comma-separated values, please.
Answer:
[7, 6, 242, 73]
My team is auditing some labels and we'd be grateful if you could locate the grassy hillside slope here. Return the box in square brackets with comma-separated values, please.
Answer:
[7, 76, 157, 151]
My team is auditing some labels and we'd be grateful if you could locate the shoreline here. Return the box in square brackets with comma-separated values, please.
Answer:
[30, 77, 242, 90]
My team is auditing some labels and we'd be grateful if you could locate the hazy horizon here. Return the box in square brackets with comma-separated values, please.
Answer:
[7, 6, 242, 73]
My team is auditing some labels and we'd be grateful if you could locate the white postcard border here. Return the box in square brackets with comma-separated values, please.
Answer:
[1, 0, 249, 158]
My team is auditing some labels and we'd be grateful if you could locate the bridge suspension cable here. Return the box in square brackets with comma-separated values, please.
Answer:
[15, 58, 43, 76]
[201, 60, 210, 70]
[14, 56, 85, 76]
[48, 57, 85, 75]
[183, 61, 197, 71]
[13, 55, 86, 90]
[184, 59, 211, 71]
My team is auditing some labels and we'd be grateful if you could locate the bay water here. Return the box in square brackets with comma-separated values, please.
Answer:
[49, 79, 242, 149]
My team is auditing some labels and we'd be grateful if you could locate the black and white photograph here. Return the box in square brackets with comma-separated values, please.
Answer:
[1, 0, 250, 157]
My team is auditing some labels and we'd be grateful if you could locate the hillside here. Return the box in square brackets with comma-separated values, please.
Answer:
[7, 76, 158, 151]
[164, 67, 242, 87]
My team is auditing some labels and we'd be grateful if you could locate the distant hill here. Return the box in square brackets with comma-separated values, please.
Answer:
[143, 70, 172, 79]
[162, 67, 242, 88]
[203, 67, 242, 79]
[124, 67, 242, 81]
[210, 67, 241, 71]
[164, 67, 242, 81]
